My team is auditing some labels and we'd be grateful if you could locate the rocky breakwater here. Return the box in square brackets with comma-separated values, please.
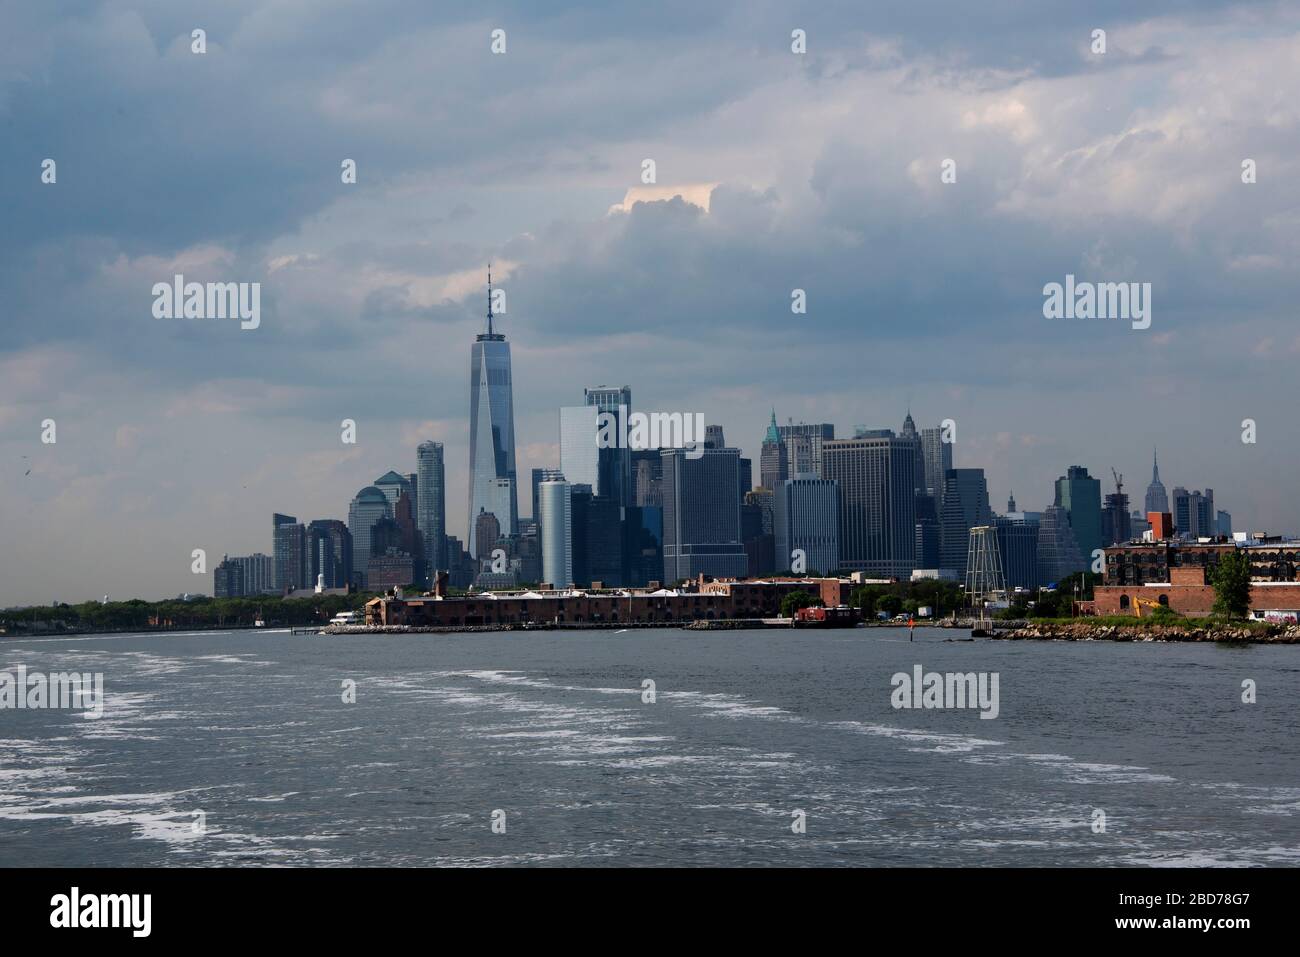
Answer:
[996, 621, 1300, 644]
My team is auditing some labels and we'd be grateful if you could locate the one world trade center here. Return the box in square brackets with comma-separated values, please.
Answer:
[467, 268, 518, 558]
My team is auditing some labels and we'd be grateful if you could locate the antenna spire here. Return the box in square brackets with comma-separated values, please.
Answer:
[486, 264, 494, 336]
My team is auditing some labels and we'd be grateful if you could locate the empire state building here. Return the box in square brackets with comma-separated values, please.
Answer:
[467, 268, 518, 558]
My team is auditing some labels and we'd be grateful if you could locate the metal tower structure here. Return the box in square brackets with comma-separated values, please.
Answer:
[965, 525, 1007, 618]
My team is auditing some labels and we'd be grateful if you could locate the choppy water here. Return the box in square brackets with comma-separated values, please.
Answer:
[1, 627, 1296, 866]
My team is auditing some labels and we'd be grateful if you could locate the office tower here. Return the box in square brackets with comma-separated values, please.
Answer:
[474, 511, 501, 563]
[484, 476, 517, 536]
[214, 557, 243, 598]
[531, 467, 564, 521]
[1054, 465, 1103, 560]
[1007, 491, 1017, 513]
[899, 412, 926, 495]
[661, 446, 748, 581]
[1036, 504, 1086, 584]
[778, 421, 835, 477]
[939, 468, 992, 574]
[623, 506, 663, 587]
[467, 268, 518, 557]
[995, 513, 1040, 591]
[742, 488, 776, 576]
[774, 476, 840, 574]
[559, 405, 601, 492]
[373, 471, 412, 510]
[704, 424, 726, 449]
[759, 410, 788, 490]
[233, 553, 274, 595]
[517, 521, 543, 584]
[1173, 487, 1215, 539]
[784, 433, 814, 476]
[1101, 477, 1132, 546]
[920, 427, 953, 499]
[1144, 448, 1169, 514]
[914, 492, 941, 570]
[272, 513, 307, 593]
[738, 457, 752, 503]
[308, 519, 353, 590]
[631, 450, 662, 507]
[347, 486, 392, 588]
[1131, 509, 1151, 539]
[416, 441, 446, 573]
[822, 432, 918, 578]
[584, 495, 623, 586]
[586, 386, 633, 506]
[1217, 510, 1233, 538]
[538, 479, 573, 587]
[568, 486, 592, 587]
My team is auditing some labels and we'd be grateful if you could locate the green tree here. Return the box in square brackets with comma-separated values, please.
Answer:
[780, 589, 823, 618]
[1210, 550, 1251, 618]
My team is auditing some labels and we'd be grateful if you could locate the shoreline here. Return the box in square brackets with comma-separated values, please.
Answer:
[995, 621, 1299, 644]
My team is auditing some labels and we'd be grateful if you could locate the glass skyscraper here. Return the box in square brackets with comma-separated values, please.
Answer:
[467, 269, 518, 558]
[416, 441, 446, 574]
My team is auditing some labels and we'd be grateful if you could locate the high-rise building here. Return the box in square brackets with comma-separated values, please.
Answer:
[538, 479, 573, 588]
[774, 476, 840, 574]
[308, 519, 353, 589]
[939, 469, 992, 574]
[373, 471, 412, 510]
[1217, 510, 1233, 538]
[632, 450, 663, 507]
[661, 447, 748, 582]
[586, 385, 633, 506]
[347, 486, 392, 589]
[468, 268, 518, 557]
[914, 492, 941, 570]
[822, 432, 917, 578]
[416, 441, 446, 574]
[759, 410, 788, 491]
[214, 556, 244, 598]
[474, 511, 501, 563]
[559, 405, 601, 492]
[900, 412, 926, 495]
[1144, 448, 1169, 514]
[272, 513, 307, 593]
[920, 427, 953, 499]
[1037, 504, 1086, 585]
[622, 506, 663, 587]
[777, 421, 835, 477]
[1173, 487, 1216, 539]
[742, 489, 775, 577]
[995, 513, 1041, 591]
[1101, 478, 1132, 547]
[704, 424, 726, 449]
[531, 467, 564, 521]
[1054, 466, 1103, 561]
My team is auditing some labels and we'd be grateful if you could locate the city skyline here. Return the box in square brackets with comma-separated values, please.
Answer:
[4, 2, 1299, 606]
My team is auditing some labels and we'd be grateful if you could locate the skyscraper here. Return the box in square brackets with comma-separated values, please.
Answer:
[1037, 504, 1085, 585]
[586, 385, 633, 506]
[822, 432, 917, 578]
[759, 410, 788, 490]
[920, 427, 953, 499]
[995, 513, 1040, 591]
[774, 476, 840, 574]
[1144, 448, 1169, 514]
[308, 519, 353, 589]
[272, 513, 307, 593]
[900, 412, 926, 495]
[777, 421, 835, 477]
[559, 405, 601, 491]
[347, 486, 392, 588]
[373, 470, 412, 510]
[1054, 465, 1102, 561]
[416, 441, 446, 573]
[468, 268, 518, 558]
[661, 446, 747, 582]
[531, 467, 564, 521]
[939, 469, 992, 574]
[538, 479, 573, 588]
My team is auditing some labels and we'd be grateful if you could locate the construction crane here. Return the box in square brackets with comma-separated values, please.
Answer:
[1111, 468, 1123, 495]
[1133, 596, 1162, 617]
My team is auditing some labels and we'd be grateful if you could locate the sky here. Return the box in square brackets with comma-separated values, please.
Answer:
[2, 0, 1298, 606]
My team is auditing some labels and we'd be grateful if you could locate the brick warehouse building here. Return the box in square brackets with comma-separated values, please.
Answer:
[365, 575, 855, 627]
[1094, 541, 1300, 617]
